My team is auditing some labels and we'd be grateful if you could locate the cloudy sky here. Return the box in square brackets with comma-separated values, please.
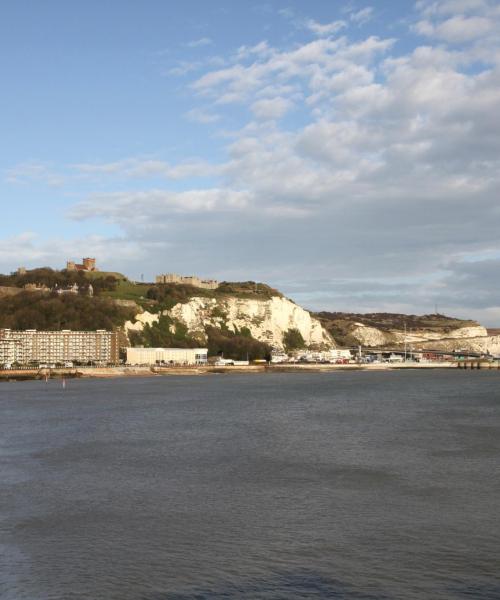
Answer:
[1, 0, 500, 323]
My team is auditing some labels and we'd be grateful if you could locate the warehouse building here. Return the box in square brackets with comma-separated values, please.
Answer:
[126, 347, 208, 366]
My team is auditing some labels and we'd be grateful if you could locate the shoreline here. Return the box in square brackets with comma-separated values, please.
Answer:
[1, 361, 493, 381]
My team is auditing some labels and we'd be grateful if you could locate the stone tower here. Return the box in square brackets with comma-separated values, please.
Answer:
[82, 258, 96, 271]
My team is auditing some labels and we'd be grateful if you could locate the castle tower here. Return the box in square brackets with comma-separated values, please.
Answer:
[82, 257, 96, 271]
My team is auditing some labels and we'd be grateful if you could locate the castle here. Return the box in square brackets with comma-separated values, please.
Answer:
[155, 273, 219, 290]
[66, 257, 98, 272]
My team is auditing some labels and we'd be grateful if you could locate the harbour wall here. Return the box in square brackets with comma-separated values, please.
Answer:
[0, 361, 482, 381]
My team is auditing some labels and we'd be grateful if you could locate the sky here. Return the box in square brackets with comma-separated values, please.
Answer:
[1, 0, 500, 324]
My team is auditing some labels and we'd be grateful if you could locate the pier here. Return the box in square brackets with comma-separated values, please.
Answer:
[457, 360, 500, 369]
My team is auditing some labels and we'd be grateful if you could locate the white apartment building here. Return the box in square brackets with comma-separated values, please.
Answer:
[0, 338, 26, 365]
[0, 329, 119, 365]
[126, 347, 208, 366]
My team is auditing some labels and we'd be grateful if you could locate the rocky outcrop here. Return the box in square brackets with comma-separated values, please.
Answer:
[390, 325, 487, 345]
[126, 311, 160, 332]
[350, 323, 393, 347]
[348, 324, 488, 349]
[412, 334, 500, 354]
[125, 295, 334, 350]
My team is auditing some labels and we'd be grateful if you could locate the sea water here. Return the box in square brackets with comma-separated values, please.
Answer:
[1, 371, 499, 599]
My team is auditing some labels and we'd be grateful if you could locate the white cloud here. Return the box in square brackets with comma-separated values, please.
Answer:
[166, 60, 202, 76]
[71, 188, 251, 222]
[72, 158, 223, 180]
[416, 14, 493, 42]
[250, 97, 293, 120]
[192, 35, 395, 107]
[184, 108, 220, 124]
[6, 4, 500, 320]
[413, 0, 500, 51]
[416, 0, 489, 18]
[4, 162, 64, 187]
[235, 41, 272, 60]
[350, 7, 374, 25]
[186, 37, 213, 48]
[278, 7, 295, 20]
[71, 15, 500, 276]
[306, 19, 347, 36]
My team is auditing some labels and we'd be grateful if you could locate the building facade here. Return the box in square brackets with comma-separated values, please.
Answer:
[155, 273, 218, 290]
[0, 329, 119, 365]
[126, 347, 208, 366]
[0, 338, 26, 365]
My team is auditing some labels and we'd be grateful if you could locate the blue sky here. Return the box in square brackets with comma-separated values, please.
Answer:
[2, 0, 500, 323]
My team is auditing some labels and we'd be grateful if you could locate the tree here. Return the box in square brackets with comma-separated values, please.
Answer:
[283, 328, 306, 351]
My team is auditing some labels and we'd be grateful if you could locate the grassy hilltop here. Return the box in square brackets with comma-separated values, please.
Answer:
[101, 277, 282, 308]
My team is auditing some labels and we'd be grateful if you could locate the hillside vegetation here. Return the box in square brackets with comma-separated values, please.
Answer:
[0, 267, 120, 295]
[316, 312, 479, 347]
[100, 279, 283, 312]
[141, 280, 282, 310]
[0, 292, 135, 331]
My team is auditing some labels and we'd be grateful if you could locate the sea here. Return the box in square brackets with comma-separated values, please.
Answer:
[0, 371, 499, 600]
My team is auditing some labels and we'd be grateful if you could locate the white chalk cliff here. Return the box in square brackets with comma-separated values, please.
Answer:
[125, 295, 334, 350]
[348, 322, 488, 348]
[350, 323, 390, 347]
[124, 296, 492, 353]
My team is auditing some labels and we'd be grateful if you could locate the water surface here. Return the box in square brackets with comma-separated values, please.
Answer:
[1, 371, 499, 599]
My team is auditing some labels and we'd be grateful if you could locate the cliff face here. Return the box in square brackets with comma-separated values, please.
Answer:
[426, 334, 500, 354]
[126, 295, 334, 350]
[390, 325, 488, 344]
[348, 324, 488, 349]
[349, 324, 392, 347]
[125, 296, 493, 354]
[316, 311, 488, 350]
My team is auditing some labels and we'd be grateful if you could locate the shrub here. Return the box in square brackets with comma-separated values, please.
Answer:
[206, 326, 271, 361]
[283, 328, 306, 351]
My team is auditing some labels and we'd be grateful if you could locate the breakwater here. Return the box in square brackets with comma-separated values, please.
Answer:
[457, 359, 500, 369]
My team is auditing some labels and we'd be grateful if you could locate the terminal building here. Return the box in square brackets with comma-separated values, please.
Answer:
[0, 329, 119, 365]
[126, 347, 208, 366]
[155, 273, 218, 290]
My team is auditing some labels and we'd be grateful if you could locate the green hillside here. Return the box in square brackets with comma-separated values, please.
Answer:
[0, 291, 135, 331]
